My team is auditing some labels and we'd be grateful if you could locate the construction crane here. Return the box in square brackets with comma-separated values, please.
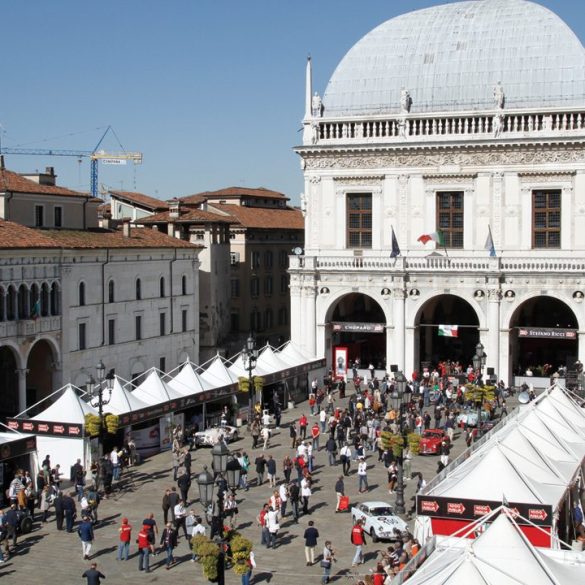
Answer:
[0, 126, 142, 198]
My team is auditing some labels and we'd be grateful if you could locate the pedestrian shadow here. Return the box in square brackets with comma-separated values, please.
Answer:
[238, 521, 253, 530]
[95, 513, 120, 527]
[277, 531, 297, 546]
[14, 534, 44, 555]
[0, 567, 16, 577]
[253, 570, 273, 583]
[93, 545, 117, 558]
[310, 502, 327, 512]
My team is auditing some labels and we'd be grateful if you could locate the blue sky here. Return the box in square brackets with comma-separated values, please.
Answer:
[1, 0, 583, 206]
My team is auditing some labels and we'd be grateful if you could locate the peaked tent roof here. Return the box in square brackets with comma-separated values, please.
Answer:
[256, 345, 292, 373]
[32, 384, 98, 424]
[200, 356, 238, 387]
[168, 362, 208, 396]
[277, 342, 317, 366]
[227, 354, 271, 379]
[96, 377, 149, 415]
[405, 512, 585, 585]
[131, 370, 182, 405]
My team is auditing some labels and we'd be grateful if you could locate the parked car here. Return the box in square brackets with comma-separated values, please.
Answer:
[351, 501, 408, 542]
[419, 429, 448, 455]
[456, 408, 490, 428]
[194, 425, 239, 447]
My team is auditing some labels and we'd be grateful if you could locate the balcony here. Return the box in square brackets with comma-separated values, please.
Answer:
[289, 255, 585, 275]
[0, 316, 61, 340]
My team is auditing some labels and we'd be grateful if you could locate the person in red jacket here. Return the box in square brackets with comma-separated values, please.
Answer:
[116, 517, 132, 561]
[137, 524, 153, 573]
[299, 414, 308, 440]
[311, 423, 321, 451]
[350, 518, 367, 566]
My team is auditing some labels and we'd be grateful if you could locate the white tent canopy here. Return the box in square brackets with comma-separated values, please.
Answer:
[168, 362, 209, 396]
[131, 370, 182, 405]
[227, 353, 271, 379]
[406, 513, 585, 585]
[277, 341, 316, 366]
[201, 356, 238, 387]
[95, 376, 149, 415]
[32, 384, 97, 423]
[256, 344, 292, 373]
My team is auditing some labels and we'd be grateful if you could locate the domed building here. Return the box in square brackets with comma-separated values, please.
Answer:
[291, 0, 585, 386]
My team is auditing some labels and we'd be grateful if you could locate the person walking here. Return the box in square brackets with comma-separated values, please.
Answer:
[54, 490, 65, 531]
[81, 562, 105, 585]
[256, 503, 270, 547]
[116, 517, 132, 561]
[351, 518, 367, 566]
[251, 418, 261, 449]
[266, 506, 280, 549]
[326, 436, 337, 466]
[168, 487, 180, 522]
[299, 414, 308, 440]
[279, 482, 289, 517]
[303, 520, 319, 565]
[255, 454, 266, 486]
[40, 484, 52, 523]
[162, 488, 171, 524]
[63, 494, 77, 533]
[261, 426, 271, 451]
[321, 540, 335, 584]
[266, 455, 277, 487]
[357, 457, 369, 493]
[160, 522, 178, 569]
[340, 443, 351, 476]
[282, 455, 293, 484]
[289, 424, 298, 449]
[174, 499, 189, 539]
[334, 476, 345, 512]
[177, 469, 191, 504]
[240, 550, 256, 585]
[311, 422, 321, 451]
[78, 516, 95, 560]
[289, 480, 300, 522]
[137, 524, 153, 573]
[301, 476, 312, 515]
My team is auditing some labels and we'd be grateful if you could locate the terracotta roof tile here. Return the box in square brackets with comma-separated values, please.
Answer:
[213, 204, 304, 230]
[0, 168, 96, 199]
[140, 208, 233, 224]
[0, 219, 200, 250]
[109, 190, 168, 210]
[178, 186, 289, 205]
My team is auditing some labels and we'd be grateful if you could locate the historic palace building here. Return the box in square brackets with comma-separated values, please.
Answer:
[291, 0, 585, 384]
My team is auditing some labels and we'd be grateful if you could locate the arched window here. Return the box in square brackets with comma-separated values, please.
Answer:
[18, 284, 28, 319]
[50, 282, 60, 315]
[265, 308, 273, 329]
[30, 283, 39, 318]
[6, 286, 16, 321]
[108, 280, 115, 303]
[181, 275, 187, 296]
[0, 288, 5, 321]
[79, 282, 86, 306]
[40, 283, 50, 317]
[136, 278, 142, 300]
[160, 277, 165, 298]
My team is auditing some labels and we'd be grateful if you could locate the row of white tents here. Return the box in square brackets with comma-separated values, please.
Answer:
[408, 384, 585, 583]
[7, 342, 320, 474]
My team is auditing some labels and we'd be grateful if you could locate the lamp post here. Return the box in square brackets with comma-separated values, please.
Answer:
[242, 333, 258, 422]
[471, 343, 487, 436]
[87, 360, 114, 455]
[394, 371, 408, 515]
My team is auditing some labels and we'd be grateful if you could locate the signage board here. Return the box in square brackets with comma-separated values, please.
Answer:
[517, 327, 576, 340]
[331, 322, 385, 333]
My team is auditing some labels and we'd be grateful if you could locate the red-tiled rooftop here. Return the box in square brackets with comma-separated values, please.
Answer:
[0, 168, 97, 199]
[109, 190, 169, 211]
[0, 219, 200, 250]
[178, 186, 289, 205]
[140, 208, 233, 224]
[214, 204, 304, 230]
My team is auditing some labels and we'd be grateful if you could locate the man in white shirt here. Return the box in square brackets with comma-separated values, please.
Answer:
[266, 507, 280, 548]
[357, 457, 368, 493]
[278, 482, 288, 517]
[319, 409, 327, 433]
[110, 447, 120, 481]
[190, 516, 206, 561]
[339, 444, 352, 476]
[173, 500, 188, 539]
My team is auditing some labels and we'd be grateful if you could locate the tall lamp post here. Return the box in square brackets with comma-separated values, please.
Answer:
[87, 360, 115, 454]
[394, 371, 408, 515]
[242, 334, 258, 421]
[471, 343, 487, 436]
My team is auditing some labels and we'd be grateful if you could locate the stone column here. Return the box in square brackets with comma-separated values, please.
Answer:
[486, 288, 502, 379]
[16, 368, 29, 414]
[304, 284, 317, 357]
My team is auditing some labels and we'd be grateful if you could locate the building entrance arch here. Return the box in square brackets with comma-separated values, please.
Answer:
[0, 346, 20, 418]
[326, 292, 387, 374]
[509, 295, 577, 378]
[415, 294, 480, 374]
[26, 339, 57, 416]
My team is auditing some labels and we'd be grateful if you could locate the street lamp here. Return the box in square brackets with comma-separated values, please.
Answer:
[471, 343, 488, 436]
[394, 371, 408, 515]
[212, 441, 230, 475]
[197, 465, 215, 509]
[87, 360, 114, 454]
[242, 333, 258, 421]
[225, 454, 242, 490]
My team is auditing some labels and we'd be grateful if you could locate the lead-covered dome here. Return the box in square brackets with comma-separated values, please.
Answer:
[322, 0, 585, 116]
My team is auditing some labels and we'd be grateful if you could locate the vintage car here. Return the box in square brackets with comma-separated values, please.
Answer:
[351, 501, 408, 542]
[456, 408, 490, 428]
[419, 429, 448, 455]
[193, 425, 239, 447]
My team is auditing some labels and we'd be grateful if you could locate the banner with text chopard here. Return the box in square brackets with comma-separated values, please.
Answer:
[331, 322, 385, 333]
[417, 495, 553, 526]
[517, 327, 576, 340]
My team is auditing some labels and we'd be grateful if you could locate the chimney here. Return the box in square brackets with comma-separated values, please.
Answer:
[0, 155, 4, 170]
[122, 220, 132, 238]
[169, 199, 181, 219]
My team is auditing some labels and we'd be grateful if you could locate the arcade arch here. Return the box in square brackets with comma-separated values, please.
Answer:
[26, 339, 58, 416]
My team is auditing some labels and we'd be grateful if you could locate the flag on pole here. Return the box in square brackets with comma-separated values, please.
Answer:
[484, 226, 496, 257]
[417, 231, 444, 246]
[31, 299, 40, 320]
[438, 324, 458, 337]
[390, 226, 401, 258]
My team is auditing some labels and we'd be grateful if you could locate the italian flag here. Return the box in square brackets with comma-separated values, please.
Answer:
[438, 325, 458, 337]
[417, 231, 444, 246]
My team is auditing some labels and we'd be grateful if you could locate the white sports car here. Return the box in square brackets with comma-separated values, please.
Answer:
[351, 501, 408, 542]
[194, 425, 239, 446]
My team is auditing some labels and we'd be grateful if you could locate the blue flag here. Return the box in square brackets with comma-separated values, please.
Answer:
[391, 227, 401, 258]
[484, 228, 496, 257]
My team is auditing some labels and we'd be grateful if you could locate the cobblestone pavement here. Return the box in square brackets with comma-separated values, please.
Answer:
[1, 386, 518, 585]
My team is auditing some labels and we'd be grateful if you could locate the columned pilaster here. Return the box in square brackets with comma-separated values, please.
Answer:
[393, 287, 406, 371]
[16, 368, 29, 414]
[486, 288, 502, 378]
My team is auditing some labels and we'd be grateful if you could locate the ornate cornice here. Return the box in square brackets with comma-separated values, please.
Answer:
[303, 144, 585, 170]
